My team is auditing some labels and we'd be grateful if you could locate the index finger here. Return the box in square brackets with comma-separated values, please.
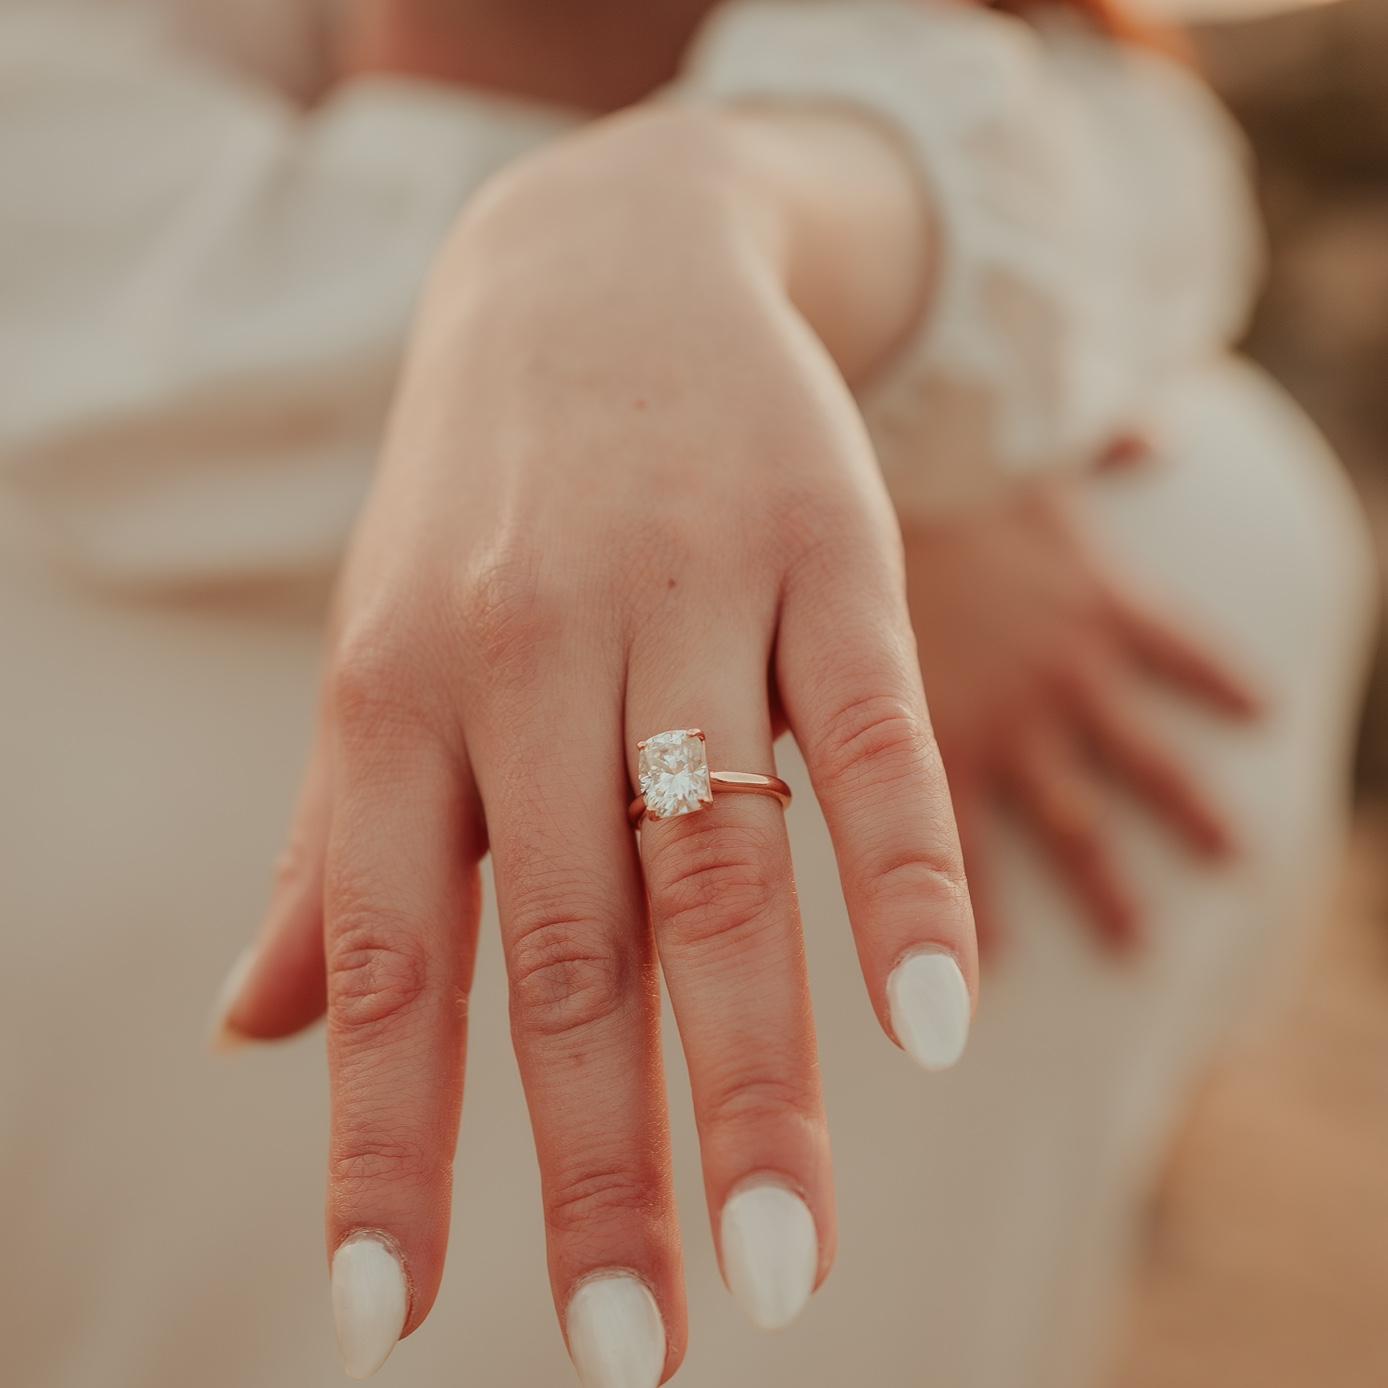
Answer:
[322, 669, 482, 1378]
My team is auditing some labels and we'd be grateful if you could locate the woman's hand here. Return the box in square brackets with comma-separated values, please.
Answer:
[211, 109, 977, 1383]
[904, 475, 1260, 954]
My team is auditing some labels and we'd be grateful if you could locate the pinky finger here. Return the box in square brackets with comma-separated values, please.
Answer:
[207, 726, 331, 1048]
[1005, 720, 1142, 952]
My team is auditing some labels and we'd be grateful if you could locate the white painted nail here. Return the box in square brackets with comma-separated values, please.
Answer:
[331, 1232, 409, 1380]
[720, 1181, 818, 1330]
[887, 949, 972, 1071]
[565, 1273, 665, 1388]
[206, 945, 257, 1052]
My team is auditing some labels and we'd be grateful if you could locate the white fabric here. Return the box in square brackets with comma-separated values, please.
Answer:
[0, 0, 1263, 584]
[680, 1, 1264, 509]
[0, 1, 576, 588]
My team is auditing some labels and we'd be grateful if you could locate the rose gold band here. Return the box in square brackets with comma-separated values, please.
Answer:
[628, 771, 792, 827]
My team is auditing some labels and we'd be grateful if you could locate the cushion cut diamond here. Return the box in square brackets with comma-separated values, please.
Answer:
[638, 729, 712, 819]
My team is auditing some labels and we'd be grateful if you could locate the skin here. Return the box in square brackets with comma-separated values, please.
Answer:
[227, 103, 974, 1375]
[337, 0, 722, 110]
[219, 0, 1258, 1374]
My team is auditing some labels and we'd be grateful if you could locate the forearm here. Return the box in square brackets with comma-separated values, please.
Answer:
[444, 103, 933, 387]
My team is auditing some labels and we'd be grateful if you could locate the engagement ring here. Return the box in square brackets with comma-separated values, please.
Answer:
[629, 728, 791, 825]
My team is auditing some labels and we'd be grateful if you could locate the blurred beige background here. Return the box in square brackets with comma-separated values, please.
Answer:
[1114, 1, 1388, 1381]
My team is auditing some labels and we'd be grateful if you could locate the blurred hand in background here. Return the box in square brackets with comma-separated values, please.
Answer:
[906, 465, 1262, 954]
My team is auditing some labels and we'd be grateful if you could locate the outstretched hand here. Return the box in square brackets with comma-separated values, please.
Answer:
[209, 106, 975, 1384]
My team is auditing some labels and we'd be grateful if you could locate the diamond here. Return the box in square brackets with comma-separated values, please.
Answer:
[637, 729, 712, 819]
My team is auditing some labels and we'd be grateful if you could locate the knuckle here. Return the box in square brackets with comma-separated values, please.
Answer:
[645, 817, 783, 951]
[507, 910, 629, 1042]
[621, 512, 696, 585]
[328, 629, 432, 741]
[327, 916, 432, 1032]
[784, 494, 902, 589]
[864, 849, 970, 916]
[545, 1164, 661, 1239]
[816, 692, 933, 790]
[701, 1070, 818, 1136]
[775, 486, 845, 560]
[456, 547, 564, 682]
[330, 1129, 438, 1188]
[622, 521, 749, 635]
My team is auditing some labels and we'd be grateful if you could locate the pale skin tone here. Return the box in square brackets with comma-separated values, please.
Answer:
[218, 0, 1257, 1375]
[235, 102, 971, 1374]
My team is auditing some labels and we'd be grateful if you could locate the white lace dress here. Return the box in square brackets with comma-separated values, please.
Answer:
[0, 3, 1373, 1386]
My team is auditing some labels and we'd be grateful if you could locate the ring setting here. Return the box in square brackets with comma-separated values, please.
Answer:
[630, 728, 792, 825]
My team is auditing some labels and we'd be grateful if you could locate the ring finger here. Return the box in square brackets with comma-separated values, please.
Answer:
[627, 624, 832, 1334]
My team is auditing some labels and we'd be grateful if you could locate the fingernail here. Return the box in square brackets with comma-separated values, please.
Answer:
[720, 1180, 818, 1330]
[331, 1232, 409, 1380]
[565, 1272, 665, 1388]
[887, 949, 971, 1071]
[206, 944, 257, 1053]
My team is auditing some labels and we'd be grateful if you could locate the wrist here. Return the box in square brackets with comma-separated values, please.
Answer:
[451, 106, 787, 281]
[444, 103, 929, 383]
[721, 105, 933, 384]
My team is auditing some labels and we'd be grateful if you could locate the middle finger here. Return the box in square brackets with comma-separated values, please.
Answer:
[470, 661, 682, 1388]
